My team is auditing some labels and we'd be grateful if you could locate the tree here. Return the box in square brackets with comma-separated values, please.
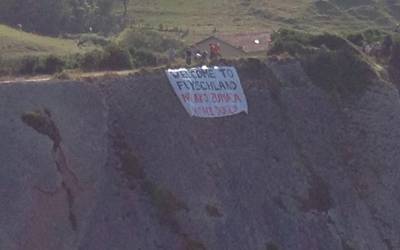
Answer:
[0, 0, 118, 35]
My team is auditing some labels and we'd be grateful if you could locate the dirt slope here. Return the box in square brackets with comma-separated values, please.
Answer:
[1, 59, 400, 250]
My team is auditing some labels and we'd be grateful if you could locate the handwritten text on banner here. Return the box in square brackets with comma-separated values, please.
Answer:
[166, 66, 248, 118]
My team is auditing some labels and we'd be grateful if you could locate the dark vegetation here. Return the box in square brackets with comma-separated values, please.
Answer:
[0, 0, 123, 35]
[112, 134, 209, 249]
[21, 109, 61, 148]
[268, 29, 395, 97]
[389, 35, 400, 86]
[0, 0, 398, 88]
[17, 55, 66, 75]
[113, 134, 188, 227]
[2, 28, 184, 75]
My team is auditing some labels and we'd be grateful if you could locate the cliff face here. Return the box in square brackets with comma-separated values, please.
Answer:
[1, 59, 400, 250]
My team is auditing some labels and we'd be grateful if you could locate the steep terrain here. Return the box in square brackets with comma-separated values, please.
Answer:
[1, 57, 400, 250]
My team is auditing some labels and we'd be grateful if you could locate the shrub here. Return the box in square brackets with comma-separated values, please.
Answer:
[63, 53, 81, 70]
[302, 48, 376, 97]
[53, 71, 72, 80]
[16, 54, 66, 75]
[129, 49, 157, 67]
[389, 38, 400, 83]
[100, 43, 132, 70]
[346, 29, 391, 47]
[36, 55, 65, 74]
[269, 29, 354, 56]
[79, 44, 134, 72]
[0, 57, 13, 76]
[308, 32, 350, 50]
[21, 109, 61, 146]
[269, 29, 314, 56]
[269, 29, 377, 97]
[79, 49, 104, 71]
[347, 33, 365, 47]
[362, 29, 390, 43]
[18, 56, 40, 75]
[391, 39, 400, 67]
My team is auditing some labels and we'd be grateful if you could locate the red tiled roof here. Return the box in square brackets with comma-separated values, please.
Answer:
[217, 32, 272, 53]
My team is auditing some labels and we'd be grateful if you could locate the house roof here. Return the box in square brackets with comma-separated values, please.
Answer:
[194, 32, 271, 53]
[218, 32, 271, 53]
[193, 36, 243, 51]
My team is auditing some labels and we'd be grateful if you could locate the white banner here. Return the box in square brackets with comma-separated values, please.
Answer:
[166, 66, 248, 118]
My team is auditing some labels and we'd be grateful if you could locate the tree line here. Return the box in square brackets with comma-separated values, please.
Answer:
[0, 0, 129, 35]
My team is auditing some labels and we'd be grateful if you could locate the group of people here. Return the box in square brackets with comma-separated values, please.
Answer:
[185, 42, 222, 65]
[166, 42, 223, 65]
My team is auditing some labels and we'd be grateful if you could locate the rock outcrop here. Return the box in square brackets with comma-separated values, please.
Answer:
[1, 59, 400, 250]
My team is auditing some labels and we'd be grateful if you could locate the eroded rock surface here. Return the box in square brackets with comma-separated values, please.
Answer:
[1, 60, 400, 250]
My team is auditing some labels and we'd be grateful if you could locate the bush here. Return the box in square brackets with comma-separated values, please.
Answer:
[18, 56, 40, 75]
[308, 33, 350, 50]
[129, 49, 157, 67]
[391, 38, 400, 65]
[79, 44, 133, 71]
[100, 43, 132, 70]
[269, 29, 354, 56]
[0, 58, 13, 76]
[269, 29, 377, 97]
[347, 33, 365, 47]
[53, 71, 72, 80]
[346, 29, 391, 47]
[269, 29, 314, 56]
[36, 55, 66, 74]
[362, 29, 390, 43]
[302, 48, 376, 97]
[79, 49, 104, 71]
[15, 54, 66, 75]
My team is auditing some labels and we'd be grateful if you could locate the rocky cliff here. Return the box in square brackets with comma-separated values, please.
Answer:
[1, 59, 400, 250]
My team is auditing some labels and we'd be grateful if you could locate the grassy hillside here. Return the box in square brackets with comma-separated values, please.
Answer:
[1, 0, 399, 57]
[1, 0, 399, 77]
[0, 25, 80, 59]
[124, 0, 400, 41]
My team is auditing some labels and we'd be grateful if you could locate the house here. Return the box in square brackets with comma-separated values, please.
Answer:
[192, 32, 271, 58]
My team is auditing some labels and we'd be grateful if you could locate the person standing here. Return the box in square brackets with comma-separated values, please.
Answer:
[201, 50, 208, 65]
[209, 43, 216, 60]
[215, 43, 221, 59]
[185, 48, 192, 65]
[168, 48, 176, 64]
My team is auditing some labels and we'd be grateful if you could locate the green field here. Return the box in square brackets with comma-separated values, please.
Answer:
[1, 0, 399, 76]
[1, 0, 399, 56]
[0, 24, 80, 59]
[124, 0, 400, 42]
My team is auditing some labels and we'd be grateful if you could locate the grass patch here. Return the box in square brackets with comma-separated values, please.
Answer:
[0, 24, 80, 58]
[117, 28, 184, 53]
[120, 0, 398, 43]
